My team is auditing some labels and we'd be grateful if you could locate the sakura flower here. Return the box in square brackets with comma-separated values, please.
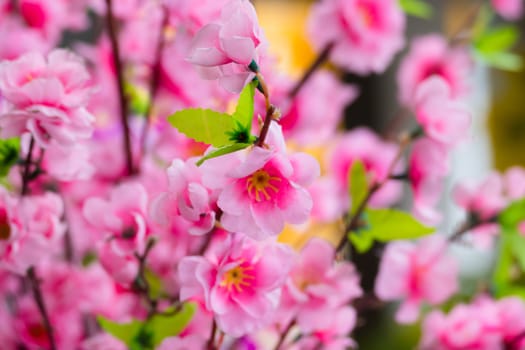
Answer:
[44, 142, 94, 181]
[187, 0, 267, 92]
[82, 182, 149, 255]
[0, 49, 94, 148]
[178, 235, 294, 337]
[414, 77, 471, 147]
[163, 0, 231, 33]
[81, 333, 127, 350]
[150, 159, 216, 236]
[397, 34, 472, 106]
[492, 0, 523, 20]
[409, 138, 450, 225]
[279, 238, 362, 332]
[375, 235, 458, 324]
[328, 127, 402, 211]
[504, 166, 525, 200]
[308, 0, 405, 74]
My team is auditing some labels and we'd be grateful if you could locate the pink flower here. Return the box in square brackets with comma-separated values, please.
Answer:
[375, 235, 458, 324]
[409, 138, 450, 225]
[178, 235, 294, 336]
[492, 0, 523, 20]
[150, 159, 216, 236]
[414, 77, 471, 147]
[83, 182, 149, 255]
[0, 18, 50, 60]
[279, 71, 358, 145]
[397, 34, 472, 106]
[308, 0, 405, 74]
[504, 166, 525, 200]
[81, 334, 127, 350]
[164, 0, 231, 33]
[0, 49, 94, 148]
[44, 142, 94, 181]
[279, 238, 362, 332]
[187, 0, 267, 92]
[328, 127, 402, 210]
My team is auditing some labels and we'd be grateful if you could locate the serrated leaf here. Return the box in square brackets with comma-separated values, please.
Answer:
[366, 208, 435, 241]
[196, 143, 251, 166]
[0, 138, 19, 177]
[97, 316, 144, 346]
[399, 0, 433, 18]
[233, 81, 256, 129]
[148, 302, 196, 346]
[475, 25, 519, 54]
[349, 160, 368, 216]
[476, 50, 523, 71]
[168, 108, 236, 147]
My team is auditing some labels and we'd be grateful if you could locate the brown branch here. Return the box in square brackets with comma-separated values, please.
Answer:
[207, 319, 217, 350]
[105, 0, 135, 176]
[272, 319, 296, 350]
[27, 267, 57, 350]
[133, 238, 158, 318]
[255, 72, 276, 147]
[288, 42, 334, 99]
[20, 137, 35, 196]
[139, 5, 170, 167]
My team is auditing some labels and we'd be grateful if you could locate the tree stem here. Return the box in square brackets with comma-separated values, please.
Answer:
[27, 267, 57, 350]
[20, 137, 35, 196]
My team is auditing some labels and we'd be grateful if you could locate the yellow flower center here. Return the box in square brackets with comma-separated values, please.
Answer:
[246, 169, 281, 202]
[220, 264, 255, 293]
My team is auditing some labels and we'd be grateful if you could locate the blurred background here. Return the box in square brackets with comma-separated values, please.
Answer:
[252, 0, 525, 348]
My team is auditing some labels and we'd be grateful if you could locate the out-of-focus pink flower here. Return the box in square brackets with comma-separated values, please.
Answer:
[0, 49, 94, 148]
[150, 159, 216, 236]
[0, 18, 50, 60]
[187, 0, 267, 93]
[288, 307, 357, 350]
[420, 296, 525, 350]
[0, 192, 65, 274]
[328, 127, 402, 211]
[409, 138, 450, 225]
[308, 0, 405, 74]
[398, 34, 472, 106]
[178, 235, 293, 337]
[83, 182, 149, 255]
[44, 142, 94, 181]
[81, 333, 127, 350]
[504, 166, 525, 200]
[279, 71, 358, 145]
[492, 0, 523, 20]
[163, 0, 231, 33]
[414, 77, 471, 147]
[375, 235, 458, 324]
[279, 238, 362, 332]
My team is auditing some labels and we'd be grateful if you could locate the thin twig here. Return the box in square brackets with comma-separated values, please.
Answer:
[20, 137, 35, 196]
[139, 5, 169, 166]
[105, 0, 135, 176]
[288, 42, 334, 98]
[27, 267, 57, 350]
[207, 319, 217, 350]
[133, 238, 158, 318]
[273, 319, 296, 350]
[255, 72, 275, 147]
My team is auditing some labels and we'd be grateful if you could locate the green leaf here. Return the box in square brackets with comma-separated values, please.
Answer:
[233, 81, 256, 129]
[472, 5, 494, 41]
[0, 138, 20, 177]
[348, 160, 368, 216]
[499, 198, 525, 229]
[492, 233, 525, 298]
[196, 143, 251, 166]
[399, 0, 433, 18]
[479, 51, 524, 71]
[148, 302, 196, 347]
[475, 25, 520, 54]
[144, 269, 163, 299]
[168, 108, 237, 148]
[124, 82, 150, 116]
[365, 208, 435, 242]
[97, 316, 144, 346]
[349, 231, 375, 253]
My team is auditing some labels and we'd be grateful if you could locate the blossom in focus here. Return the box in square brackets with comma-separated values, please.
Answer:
[308, 0, 405, 74]
[178, 235, 294, 336]
[397, 34, 472, 106]
[187, 0, 267, 93]
[414, 77, 471, 147]
[0, 49, 94, 148]
[375, 235, 458, 324]
[491, 0, 523, 20]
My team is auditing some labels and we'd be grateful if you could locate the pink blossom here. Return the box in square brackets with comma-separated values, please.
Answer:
[150, 159, 216, 236]
[0, 49, 94, 148]
[83, 182, 149, 255]
[0, 18, 50, 60]
[44, 142, 94, 181]
[397, 34, 472, 106]
[279, 71, 358, 145]
[504, 166, 525, 200]
[81, 334, 127, 350]
[375, 235, 458, 324]
[409, 138, 450, 225]
[178, 235, 294, 336]
[279, 238, 362, 332]
[328, 127, 402, 211]
[163, 0, 231, 33]
[308, 0, 405, 74]
[187, 0, 267, 93]
[492, 0, 523, 20]
[414, 77, 471, 147]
